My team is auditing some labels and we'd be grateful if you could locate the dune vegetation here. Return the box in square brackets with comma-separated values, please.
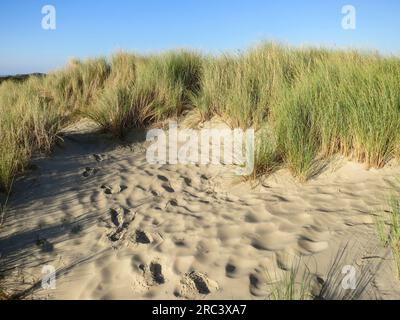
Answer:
[376, 185, 400, 279]
[1, 42, 400, 194]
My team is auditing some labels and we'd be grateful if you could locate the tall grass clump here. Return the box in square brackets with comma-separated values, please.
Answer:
[193, 43, 328, 129]
[43, 57, 110, 116]
[251, 124, 280, 178]
[192, 43, 341, 177]
[135, 50, 203, 120]
[87, 83, 157, 138]
[273, 84, 321, 180]
[192, 45, 280, 129]
[348, 59, 400, 167]
[85, 52, 148, 138]
[0, 57, 110, 192]
[87, 50, 203, 137]
[0, 78, 67, 192]
[270, 50, 400, 179]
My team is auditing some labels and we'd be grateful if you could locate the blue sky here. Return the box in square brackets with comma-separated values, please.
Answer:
[0, 0, 399, 75]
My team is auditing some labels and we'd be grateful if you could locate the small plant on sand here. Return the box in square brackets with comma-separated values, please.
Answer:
[375, 188, 400, 278]
[266, 259, 313, 300]
[266, 245, 376, 300]
[250, 124, 280, 179]
[316, 244, 376, 300]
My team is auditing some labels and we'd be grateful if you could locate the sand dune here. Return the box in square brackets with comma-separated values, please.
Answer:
[1, 121, 400, 300]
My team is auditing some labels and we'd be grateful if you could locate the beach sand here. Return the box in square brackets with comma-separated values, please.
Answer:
[1, 120, 400, 300]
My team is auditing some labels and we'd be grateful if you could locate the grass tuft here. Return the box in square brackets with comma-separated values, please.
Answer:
[375, 186, 400, 278]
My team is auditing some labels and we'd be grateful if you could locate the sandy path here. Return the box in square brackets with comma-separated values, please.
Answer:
[1, 122, 400, 299]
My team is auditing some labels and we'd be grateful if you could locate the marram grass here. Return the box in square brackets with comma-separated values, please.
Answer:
[375, 186, 400, 279]
[1, 43, 400, 194]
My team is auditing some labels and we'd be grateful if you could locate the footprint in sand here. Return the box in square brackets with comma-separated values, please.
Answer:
[225, 263, 237, 278]
[70, 224, 83, 235]
[157, 175, 169, 182]
[156, 175, 175, 193]
[183, 177, 192, 187]
[175, 271, 219, 298]
[106, 207, 135, 242]
[139, 261, 165, 285]
[101, 184, 127, 195]
[151, 190, 160, 197]
[110, 207, 125, 228]
[134, 230, 152, 244]
[248, 267, 285, 297]
[162, 184, 175, 193]
[168, 199, 178, 207]
[36, 237, 54, 253]
[144, 170, 154, 177]
[93, 154, 107, 162]
[82, 167, 99, 178]
[131, 229, 163, 246]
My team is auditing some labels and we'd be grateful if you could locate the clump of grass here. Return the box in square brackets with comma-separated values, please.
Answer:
[375, 188, 400, 278]
[0, 57, 112, 192]
[266, 245, 376, 300]
[267, 49, 400, 179]
[0, 78, 66, 192]
[108, 51, 137, 83]
[192, 44, 285, 129]
[44, 57, 111, 115]
[87, 50, 203, 137]
[0, 143, 21, 193]
[273, 84, 320, 180]
[135, 50, 203, 120]
[251, 124, 280, 178]
[87, 82, 156, 138]
[191, 43, 394, 180]
[193, 43, 333, 130]
[316, 244, 376, 300]
[266, 259, 313, 300]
